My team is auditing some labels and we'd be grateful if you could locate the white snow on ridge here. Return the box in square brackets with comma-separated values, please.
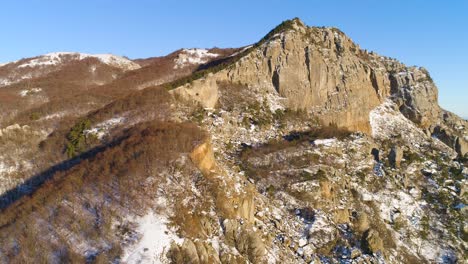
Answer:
[229, 45, 253, 57]
[264, 88, 286, 113]
[17, 52, 140, 71]
[122, 211, 182, 264]
[88, 53, 141, 70]
[174, 48, 219, 69]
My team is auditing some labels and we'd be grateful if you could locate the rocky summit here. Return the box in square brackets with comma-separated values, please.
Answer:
[0, 18, 466, 264]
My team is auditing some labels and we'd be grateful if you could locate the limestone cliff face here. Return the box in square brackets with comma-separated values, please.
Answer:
[173, 19, 392, 133]
[173, 18, 467, 154]
[226, 22, 394, 133]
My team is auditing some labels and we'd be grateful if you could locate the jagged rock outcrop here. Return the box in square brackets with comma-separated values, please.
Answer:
[388, 68, 440, 127]
[225, 21, 393, 133]
[388, 67, 468, 156]
[362, 229, 384, 254]
[434, 111, 468, 156]
[223, 219, 266, 263]
[389, 146, 403, 168]
[190, 140, 217, 175]
[168, 240, 222, 264]
[189, 138, 256, 223]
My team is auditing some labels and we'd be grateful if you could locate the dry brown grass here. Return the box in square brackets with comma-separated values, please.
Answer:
[241, 126, 351, 159]
[0, 121, 207, 262]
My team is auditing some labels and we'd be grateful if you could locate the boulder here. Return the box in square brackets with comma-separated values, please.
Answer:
[168, 240, 221, 264]
[223, 219, 266, 263]
[362, 229, 384, 254]
[334, 208, 350, 224]
[351, 248, 362, 259]
[353, 212, 370, 233]
[455, 136, 468, 156]
[189, 140, 217, 176]
[389, 146, 403, 168]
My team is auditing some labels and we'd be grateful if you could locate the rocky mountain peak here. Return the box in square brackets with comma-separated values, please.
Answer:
[171, 19, 466, 156]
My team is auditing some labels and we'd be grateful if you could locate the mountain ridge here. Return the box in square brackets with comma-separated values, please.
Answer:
[0, 18, 466, 263]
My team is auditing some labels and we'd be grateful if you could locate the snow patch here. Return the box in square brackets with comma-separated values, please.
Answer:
[306, 211, 335, 248]
[19, 87, 42, 97]
[174, 49, 219, 69]
[41, 111, 67, 121]
[313, 138, 337, 147]
[360, 187, 423, 226]
[122, 211, 182, 264]
[230, 45, 253, 57]
[85, 117, 125, 140]
[1, 73, 33, 87]
[265, 90, 286, 113]
[0, 161, 17, 175]
[369, 100, 429, 149]
[0, 79, 12, 86]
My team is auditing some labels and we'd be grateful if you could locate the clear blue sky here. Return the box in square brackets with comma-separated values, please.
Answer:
[1, 1, 467, 118]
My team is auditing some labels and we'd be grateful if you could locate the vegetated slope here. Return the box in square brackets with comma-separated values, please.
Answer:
[0, 18, 466, 264]
[0, 52, 140, 88]
[0, 48, 237, 127]
[0, 48, 237, 198]
[0, 57, 127, 125]
[0, 86, 173, 205]
[0, 121, 207, 263]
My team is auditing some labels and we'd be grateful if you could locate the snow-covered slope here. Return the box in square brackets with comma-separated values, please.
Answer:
[370, 99, 456, 155]
[0, 52, 140, 87]
[14, 52, 141, 71]
[122, 211, 182, 263]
